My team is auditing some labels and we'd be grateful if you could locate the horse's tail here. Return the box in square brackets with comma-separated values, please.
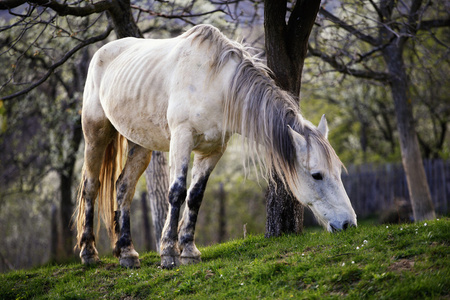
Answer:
[74, 133, 127, 249]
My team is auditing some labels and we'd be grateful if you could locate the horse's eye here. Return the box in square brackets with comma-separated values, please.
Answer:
[312, 172, 323, 180]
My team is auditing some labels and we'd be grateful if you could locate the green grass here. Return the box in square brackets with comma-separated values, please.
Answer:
[1, 219, 449, 299]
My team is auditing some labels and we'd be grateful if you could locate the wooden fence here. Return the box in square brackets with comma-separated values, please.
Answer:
[342, 159, 450, 219]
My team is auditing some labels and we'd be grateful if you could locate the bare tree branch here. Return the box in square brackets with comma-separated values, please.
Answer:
[18, 0, 112, 16]
[319, 7, 380, 46]
[308, 44, 390, 82]
[1, 25, 113, 101]
[354, 37, 395, 63]
[0, 0, 27, 9]
[419, 18, 450, 30]
[130, 4, 225, 19]
[368, 0, 384, 22]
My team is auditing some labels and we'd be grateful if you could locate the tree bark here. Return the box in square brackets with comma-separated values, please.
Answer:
[108, 0, 143, 38]
[382, 45, 436, 221]
[140, 191, 155, 251]
[59, 172, 75, 259]
[264, 0, 321, 237]
[50, 204, 58, 262]
[144, 151, 169, 253]
[265, 174, 303, 237]
[217, 182, 227, 243]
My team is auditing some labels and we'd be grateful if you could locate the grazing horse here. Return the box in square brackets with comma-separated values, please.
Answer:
[75, 24, 357, 269]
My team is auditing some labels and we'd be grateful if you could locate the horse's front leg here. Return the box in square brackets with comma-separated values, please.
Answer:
[160, 127, 193, 269]
[178, 151, 223, 265]
[113, 142, 152, 268]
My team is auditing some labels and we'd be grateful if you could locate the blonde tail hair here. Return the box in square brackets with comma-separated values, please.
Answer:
[74, 133, 127, 249]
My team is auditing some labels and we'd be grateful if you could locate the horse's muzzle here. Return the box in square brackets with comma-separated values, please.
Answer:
[330, 220, 357, 232]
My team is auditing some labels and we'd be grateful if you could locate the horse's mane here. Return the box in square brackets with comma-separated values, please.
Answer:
[183, 25, 343, 185]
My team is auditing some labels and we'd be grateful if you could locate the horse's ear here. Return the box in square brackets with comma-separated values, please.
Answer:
[318, 114, 329, 139]
[288, 125, 307, 154]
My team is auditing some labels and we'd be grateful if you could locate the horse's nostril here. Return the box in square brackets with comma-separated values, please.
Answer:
[343, 221, 349, 230]
[330, 222, 340, 232]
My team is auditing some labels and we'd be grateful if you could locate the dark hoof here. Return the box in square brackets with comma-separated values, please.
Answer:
[161, 255, 180, 269]
[81, 254, 99, 265]
[180, 256, 201, 265]
[119, 256, 141, 268]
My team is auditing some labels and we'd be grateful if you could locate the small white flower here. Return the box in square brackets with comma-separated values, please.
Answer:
[363, 240, 368, 244]
[302, 253, 305, 256]
[352, 261, 355, 264]
[240, 283, 244, 286]
[341, 262, 345, 267]
[220, 274, 223, 278]
[437, 218, 440, 221]
[400, 228, 403, 231]
[424, 223, 427, 226]
[386, 226, 389, 229]
[356, 246, 360, 250]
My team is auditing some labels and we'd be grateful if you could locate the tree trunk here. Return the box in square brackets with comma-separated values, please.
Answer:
[59, 172, 75, 259]
[50, 204, 58, 262]
[265, 174, 303, 237]
[108, 0, 143, 39]
[263, 0, 321, 237]
[383, 45, 436, 221]
[144, 151, 169, 253]
[217, 182, 226, 243]
[140, 191, 155, 251]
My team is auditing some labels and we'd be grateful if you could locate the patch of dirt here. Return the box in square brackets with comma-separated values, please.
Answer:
[388, 259, 415, 272]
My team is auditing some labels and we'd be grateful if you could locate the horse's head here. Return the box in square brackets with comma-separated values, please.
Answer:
[287, 115, 357, 232]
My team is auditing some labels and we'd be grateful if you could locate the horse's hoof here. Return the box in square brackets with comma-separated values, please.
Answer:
[119, 256, 141, 268]
[81, 254, 99, 265]
[160, 255, 180, 269]
[180, 256, 201, 265]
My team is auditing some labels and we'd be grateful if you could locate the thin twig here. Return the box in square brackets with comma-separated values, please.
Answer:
[1, 25, 113, 101]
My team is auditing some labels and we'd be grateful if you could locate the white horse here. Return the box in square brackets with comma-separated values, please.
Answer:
[75, 24, 357, 269]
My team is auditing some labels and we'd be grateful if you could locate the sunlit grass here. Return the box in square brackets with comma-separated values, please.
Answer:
[1, 218, 449, 299]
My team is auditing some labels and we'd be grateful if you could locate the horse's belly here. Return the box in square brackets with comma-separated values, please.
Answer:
[108, 111, 171, 152]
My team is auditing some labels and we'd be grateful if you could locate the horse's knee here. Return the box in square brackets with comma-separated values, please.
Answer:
[168, 180, 187, 207]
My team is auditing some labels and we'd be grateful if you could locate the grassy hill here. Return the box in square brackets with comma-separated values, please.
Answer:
[1, 218, 449, 299]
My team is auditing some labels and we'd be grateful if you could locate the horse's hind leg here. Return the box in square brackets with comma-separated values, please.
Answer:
[113, 141, 152, 268]
[178, 150, 224, 265]
[79, 121, 116, 265]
